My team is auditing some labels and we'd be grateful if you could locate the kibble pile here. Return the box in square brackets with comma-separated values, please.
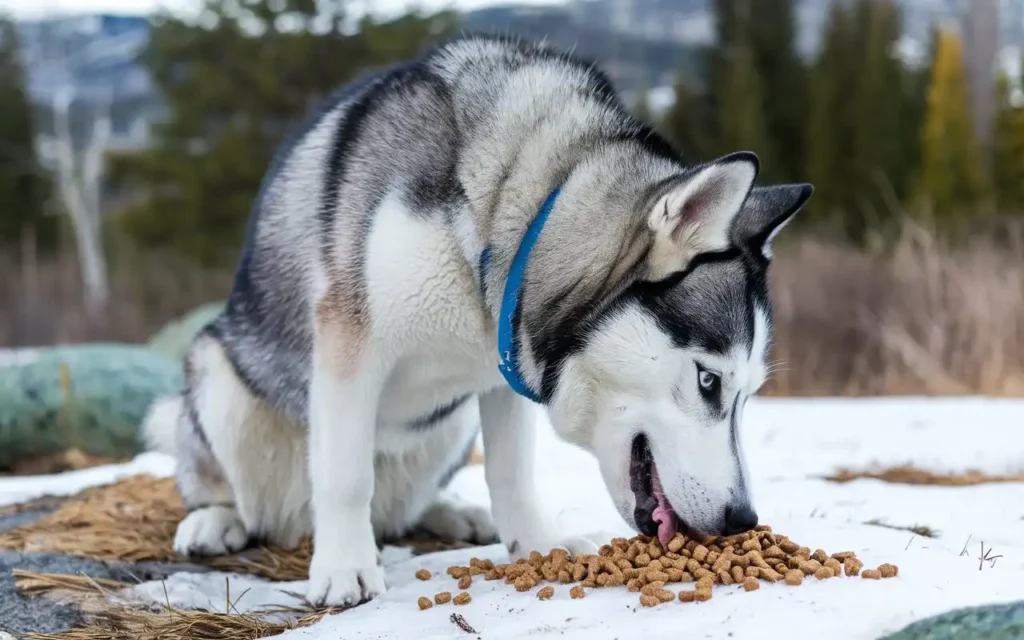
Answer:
[416, 526, 898, 609]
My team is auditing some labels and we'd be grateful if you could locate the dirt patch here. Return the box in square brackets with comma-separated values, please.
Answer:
[0, 450, 129, 477]
[0, 474, 480, 582]
[825, 465, 1024, 486]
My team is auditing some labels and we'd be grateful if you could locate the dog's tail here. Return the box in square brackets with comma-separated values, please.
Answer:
[142, 394, 183, 456]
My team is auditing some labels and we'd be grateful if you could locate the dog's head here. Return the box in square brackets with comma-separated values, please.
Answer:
[546, 152, 812, 544]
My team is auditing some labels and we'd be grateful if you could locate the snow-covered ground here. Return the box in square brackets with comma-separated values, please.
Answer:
[3, 397, 1023, 639]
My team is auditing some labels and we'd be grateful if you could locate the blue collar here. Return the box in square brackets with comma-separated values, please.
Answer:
[479, 187, 562, 404]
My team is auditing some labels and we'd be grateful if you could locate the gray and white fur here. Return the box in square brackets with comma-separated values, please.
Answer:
[143, 34, 813, 608]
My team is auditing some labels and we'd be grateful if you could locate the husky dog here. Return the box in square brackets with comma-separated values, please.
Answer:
[143, 34, 812, 608]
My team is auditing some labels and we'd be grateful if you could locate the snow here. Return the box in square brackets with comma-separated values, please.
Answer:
[4, 397, 1024, 639]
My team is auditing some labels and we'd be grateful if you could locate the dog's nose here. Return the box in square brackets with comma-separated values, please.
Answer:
[722, 503, 758, 535]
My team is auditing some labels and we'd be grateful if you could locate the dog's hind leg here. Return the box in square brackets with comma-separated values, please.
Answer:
[373, 396, 497, 546]
[173, 333, 310, 557]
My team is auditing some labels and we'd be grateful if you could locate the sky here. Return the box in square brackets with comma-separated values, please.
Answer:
[2, 0, 561, 19]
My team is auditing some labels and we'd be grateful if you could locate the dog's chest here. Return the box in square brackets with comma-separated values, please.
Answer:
[365, 196, 505, 425]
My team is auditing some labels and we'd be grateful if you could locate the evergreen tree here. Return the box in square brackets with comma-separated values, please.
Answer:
[0, 16, 52, 248]
[661, 68, 716, 162]
[992, 73, 1024, 212]
[717, 35, 774, 165]
[916, 29, 990, 222]
[109, 1, 457, 265]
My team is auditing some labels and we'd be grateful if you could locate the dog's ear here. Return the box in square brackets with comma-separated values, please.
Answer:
[731, 183, 813, 260]
[645, 152, 759, 280]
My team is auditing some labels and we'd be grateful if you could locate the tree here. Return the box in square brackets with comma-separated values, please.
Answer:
[0, 16, 52, 248]
[915, 29, 990, 222]
[110, 0, 457, 265]
[992, 72, 1024, 212]
[662, 68, 717, 162]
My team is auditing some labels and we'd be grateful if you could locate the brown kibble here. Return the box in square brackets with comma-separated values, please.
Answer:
[812, 549, 828, 564]
[784, 570, 803, 586]
[711, 556, 732, 573]
[831, 551, 856, 561]
[582, 576, 597, 588]
[641, 581, 667, 596]
[599, 544, 614, 557]
[605, 573, 625, 587]
[537, 586, 555, 600]
[627, 578, 644, 592]
[453, 592, 471, 605]
[468, 566, 486, 576]
[717, 569, 733, 585]
[814, 566, 834, 580]
[648, 544, 663, 559]
[572, 563, 586, 581]
[415, 569, 432, 581]
[686, 559, 703, 574]
[646, 570, 670, 583]
[623, 568, 641, 581]
[656, 588, 676, 603]
[741, 538, 761, 552]
[731, 566, 745, 583]
[596, 574, 609, 586]
[616, 558, 633, 571]
[680, 571, 695, 582]
[862, 569, 882, 580]
[824, 558, 843, 575]
[417, 596, 433, 610]
[706, 551, 720, 566]
[639, 594, 661, 607]
[879, 563, 899, 578]
[764, 545, 785, 559]
[844, 558, 864, 577]
[529, 551, 544, 566]
[779, 539, 800, 553]
[668, 536, 685, 553]
[692, 545, 710, 562]
[458, 575, 472, 590]
[795, 547, 811, 559]
[514, 575, 536, 592]
[745, 566, 760, 578]
[758, 567, 783, 582]
[447, 566, 469, 579]
[665, 568, 684, 582]
[679, 590, 696, 603]
[570, 585, 586, 599]
[798, 560, 821, 576]
[487, 567, 505, 581]
[434, 592, 452, 605]
[696, 575, 714, 590]
[774, 562, 789, 574]
[635, 553, 651, 567]
[695, 587, 712, 602]
[742, 576, 760, 591]
[646, 559, 664, 572]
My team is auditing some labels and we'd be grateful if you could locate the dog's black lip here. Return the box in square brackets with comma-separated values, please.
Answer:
[629, 434, 659, 537]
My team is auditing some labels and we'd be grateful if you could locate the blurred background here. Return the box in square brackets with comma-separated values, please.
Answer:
[1, 0, 1022, 398]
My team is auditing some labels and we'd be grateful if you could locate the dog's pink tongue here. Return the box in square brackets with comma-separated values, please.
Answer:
[650, 465, 678, 547]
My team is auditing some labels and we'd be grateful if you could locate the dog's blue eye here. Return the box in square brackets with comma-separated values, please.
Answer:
[696, 366, 720, 397]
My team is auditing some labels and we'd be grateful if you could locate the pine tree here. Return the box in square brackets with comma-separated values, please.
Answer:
[661, 68, 717, 162]
[718, 36, 774, 165]
[916, 29, 990, 223]
[0, 16, 52, 248]
[109, 1, 457, 265]
[992, 73, 1024, 212]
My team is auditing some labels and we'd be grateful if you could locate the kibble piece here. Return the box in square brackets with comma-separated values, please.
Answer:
[878, 563, 899, 578]
[692, 545, 710, 562]
[537, 586, 555, 600]
[486, 568, 504, 581]
[514, 575, 535, 592]
[824, 558, 842, 575]
[862, 569, 882, 580]
[667, 536, 685, 553]
[648, 544, 663, 560]
[417, 597, 433, 610]
[679, 571, 695, 583]
[415, 569, 432, 581]
[434, 591, 452, 605]
[831, 551, 856, 561]
[694, 587, 713, 602]
[453, 592, 471, 605]
[731, 566, 745, 583]
[635, 552, 651, 567]
[696, 575, 714, 590]
[605, 573, 625, 587]
[656, 588, 676, 603]
[640, 581, 667, 596]
[458, 575, 472, 590]
[570, 585, 586, 599]
[742, 576, 760, 592]
[779, 539, 800, 553]
[741, 538, 761, 552]
[646, 570, 670, 583]
[773, 562, 789, 574]
[764, 545, 785, 559]
[758, 567, 783, 582]
[814, 566, 834, 580]
[844, 558, 864, 577]
[784, 570, 803, 586]
[717, 569, 733, 585]
[679, 590, 697, 603]
[665, 568, 684, 582]
[745, 566, 760, 578]
[447, 566, 469, 579]
[639, 593, 661, 607]
[812, 549, 828, 563]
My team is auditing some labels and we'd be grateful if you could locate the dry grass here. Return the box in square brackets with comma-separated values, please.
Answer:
[0, 450, 129, 477]
[826, 465, 1024, 486]
[0, 474, 479, 580]
[4, 220, 1024, 397]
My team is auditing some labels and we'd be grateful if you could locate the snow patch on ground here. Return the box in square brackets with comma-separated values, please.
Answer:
[4, 397, 1023, 639]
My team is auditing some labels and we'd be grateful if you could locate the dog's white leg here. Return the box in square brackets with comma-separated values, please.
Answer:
[479, 387, 597, 560]
[305, 325, 386, 607]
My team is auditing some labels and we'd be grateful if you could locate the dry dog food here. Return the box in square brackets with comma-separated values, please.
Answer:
[417, 526, 897, 610]
[417, 597, 432, 610]
[434, 591, 452, 605]
[453, 592, 472, 605]
[415, 569, 432, 581]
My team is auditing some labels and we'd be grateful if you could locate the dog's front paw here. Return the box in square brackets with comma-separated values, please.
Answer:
[506, 532, 600, 561]
[306, 559, 386, 608]
[174, 505, 248, 556]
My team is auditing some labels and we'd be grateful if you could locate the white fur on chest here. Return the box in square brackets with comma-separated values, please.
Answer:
[364, 194, 504, 436]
